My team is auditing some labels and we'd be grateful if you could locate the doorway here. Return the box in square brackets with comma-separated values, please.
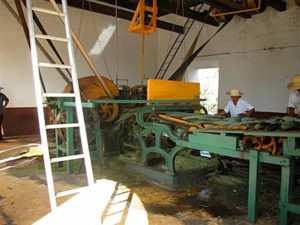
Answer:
[187, 67, 219, 114]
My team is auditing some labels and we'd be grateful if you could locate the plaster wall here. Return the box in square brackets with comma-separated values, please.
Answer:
[157, 0, 300, 113]
[0, 0, 157, 107]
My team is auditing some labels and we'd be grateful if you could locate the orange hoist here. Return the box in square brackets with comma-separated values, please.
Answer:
[128, 0, 157, 81]
[128, 0, 157, 35]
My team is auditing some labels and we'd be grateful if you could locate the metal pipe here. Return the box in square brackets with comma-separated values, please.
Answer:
[212, 0, 261, 17]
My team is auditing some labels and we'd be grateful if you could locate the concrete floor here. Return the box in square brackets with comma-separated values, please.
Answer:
[0, 136, 298, 225]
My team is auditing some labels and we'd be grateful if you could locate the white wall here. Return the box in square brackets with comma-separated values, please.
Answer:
[0, 1, 157, 107]
[157, 0, 300, 113]
[1, 0, 300, 112]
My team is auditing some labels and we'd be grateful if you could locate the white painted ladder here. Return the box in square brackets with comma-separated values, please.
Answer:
[26, 0, 94, 210]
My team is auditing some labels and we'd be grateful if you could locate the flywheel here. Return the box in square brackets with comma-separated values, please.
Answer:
[63, 75, 120, 124]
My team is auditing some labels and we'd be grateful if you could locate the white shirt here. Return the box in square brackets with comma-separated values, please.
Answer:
[224, 98, 254, 117]
[288, 90, 300, 114]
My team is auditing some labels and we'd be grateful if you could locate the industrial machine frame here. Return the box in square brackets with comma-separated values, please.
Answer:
[54, 98, 300, 225]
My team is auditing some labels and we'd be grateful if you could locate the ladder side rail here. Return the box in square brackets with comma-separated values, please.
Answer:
[155, 17, 196, 79]
[26, 0, 57, 210]
[157, 20, 194, 80]
[62, 0, 95, 186]
[155, 4, 203, 79]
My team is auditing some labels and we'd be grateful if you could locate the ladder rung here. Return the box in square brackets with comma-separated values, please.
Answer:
[50, 154, 85, 163]
[43, 93, 76, 98]
[56, 187, 89, 198]
[35, 34, 69, 42]
[39, 62, 72, 69]
[32, 7, 66, 16]
[46, 123, 79, 129]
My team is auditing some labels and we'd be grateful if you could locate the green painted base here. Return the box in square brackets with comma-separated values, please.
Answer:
[126, 162, 208, 190]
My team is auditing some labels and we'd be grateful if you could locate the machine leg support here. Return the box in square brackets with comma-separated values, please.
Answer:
[279, 202, 288, 225]
[248, 150, 259, 222]
[279, 164, 291, 225]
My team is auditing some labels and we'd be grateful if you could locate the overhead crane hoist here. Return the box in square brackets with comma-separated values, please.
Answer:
[128, 0, 157, 81]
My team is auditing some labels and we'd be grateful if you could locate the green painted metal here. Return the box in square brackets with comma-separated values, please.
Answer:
[66, 106, 74, 173]
[285, 203, 300, 215]
[63, 102, 95, 108]
[55, 109, 63, 168]
[92, 129, 104, 166]
[280, 165, 292, 225]
[189, 132, 238, 149]
[246, 130, 300, 138]
[52, 98, 300, 225]
[53, 97, 102, 173]
[196, 129, 300, 138]
[248, 150, 259, 222]
[134, 103, 211, 174]
[177, 140, 289, 166]
[133, 103, 300, 225]
[89, 98, 206, 104]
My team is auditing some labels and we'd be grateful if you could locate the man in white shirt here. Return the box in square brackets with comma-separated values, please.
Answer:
[218, 88, 255, 117]
[287, 74, 300, 116]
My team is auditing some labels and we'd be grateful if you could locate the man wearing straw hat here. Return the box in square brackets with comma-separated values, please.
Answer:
[287, 74, 300, 116]
[0, 87, 9, 142]
[218, 88, 255, 117]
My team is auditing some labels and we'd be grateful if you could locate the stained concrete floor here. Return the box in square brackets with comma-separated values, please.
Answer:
[0, 136, 299, 225]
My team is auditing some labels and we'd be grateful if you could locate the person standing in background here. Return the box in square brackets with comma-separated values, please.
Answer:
[287, 74, 300, 116]
[0, 87, 9, 142]
[218, 88, 255, 117]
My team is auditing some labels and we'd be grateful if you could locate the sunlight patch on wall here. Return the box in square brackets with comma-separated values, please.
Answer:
[89, 24, 116, 55]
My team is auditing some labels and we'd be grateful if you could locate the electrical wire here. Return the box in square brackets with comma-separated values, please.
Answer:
[74, 0, 85, 58]
[165, 0, 181, 57]
[115, 0, 119, 84]
[88, 1, 113, 81]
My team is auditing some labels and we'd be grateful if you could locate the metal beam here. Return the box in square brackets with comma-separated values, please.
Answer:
[155, 1, 219, 26]
[263, 0, 286, 11]
[54, 0, 184, 33]
[130, 0, 219, 26]
[96, 0, 172, 17]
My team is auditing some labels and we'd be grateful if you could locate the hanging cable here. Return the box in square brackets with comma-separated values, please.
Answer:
[115, 0, 119, 84]
[165, 0, 180, 58]
[74, 0, 85, 58]
[88, 1, 113, 81]
[181, 0, 187, 80]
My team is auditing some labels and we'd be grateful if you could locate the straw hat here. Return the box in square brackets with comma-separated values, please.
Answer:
[226, 88, 244, 97]
[287, 74, 300, 90]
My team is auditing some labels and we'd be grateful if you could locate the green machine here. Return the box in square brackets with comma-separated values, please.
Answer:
[133, 102, 300, 225]
[52, 98, 300, 225]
